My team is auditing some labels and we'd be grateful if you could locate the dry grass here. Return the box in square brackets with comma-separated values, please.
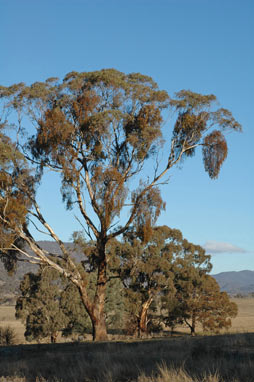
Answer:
[0, 306, 26, 344]
[230, 298, 254, 333]
[0, 299, 254, 381]
[137, 364, 221, 382]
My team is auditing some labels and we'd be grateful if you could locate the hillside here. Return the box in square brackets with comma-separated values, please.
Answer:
[213, 270, 254, 296]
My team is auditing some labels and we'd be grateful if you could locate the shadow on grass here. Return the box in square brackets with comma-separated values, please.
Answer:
[0, 332, 254, 381]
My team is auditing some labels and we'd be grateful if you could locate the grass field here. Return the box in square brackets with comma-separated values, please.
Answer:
[0, 299, 254, 381]
[230, 298, 254, 333]
[0, 306, 25, 344]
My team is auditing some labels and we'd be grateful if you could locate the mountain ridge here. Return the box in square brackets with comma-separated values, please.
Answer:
[212, 270, 254, 295]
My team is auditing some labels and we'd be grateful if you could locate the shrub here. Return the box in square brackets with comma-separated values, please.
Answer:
[0, 325, 16, 345]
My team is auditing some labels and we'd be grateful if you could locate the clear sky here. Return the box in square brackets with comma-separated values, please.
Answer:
[1, 0, 253, 274]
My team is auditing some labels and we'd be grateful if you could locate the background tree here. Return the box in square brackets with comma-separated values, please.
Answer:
[117, 226, 213, 337]
[16, 266, 68, 343]
[0, 69, 241, 340]
[149, 234, 212, 335]
[189, 275, 238, 334]
[117, 226, 179, 337]
[104, 277, 126, 334]
[163, 267, 237, 335]
[59, 279, 93, 339]
[156, 293, 184, 335]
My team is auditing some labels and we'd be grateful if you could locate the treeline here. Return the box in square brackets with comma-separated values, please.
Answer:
[16, 226, 237, 343]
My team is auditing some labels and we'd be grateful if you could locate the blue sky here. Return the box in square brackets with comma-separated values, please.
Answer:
[1, 0, 253, 274]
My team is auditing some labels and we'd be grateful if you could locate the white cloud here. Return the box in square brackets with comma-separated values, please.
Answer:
[203, 241, 247, 254]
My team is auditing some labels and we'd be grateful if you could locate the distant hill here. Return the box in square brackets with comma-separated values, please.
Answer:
[213, 270, 254, 296]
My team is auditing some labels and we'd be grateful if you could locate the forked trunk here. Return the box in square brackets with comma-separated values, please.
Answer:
[184, 317, 196, 337]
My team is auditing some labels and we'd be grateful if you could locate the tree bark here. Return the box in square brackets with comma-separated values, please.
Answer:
[92, 314, 108, 341]
[79, 242, 108, 341]
[138, 296, 153, 337]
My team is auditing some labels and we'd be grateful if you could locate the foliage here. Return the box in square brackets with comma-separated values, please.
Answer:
[147, 235, 212, 334]
[16, 266, 69, 342]
[163, 270, 237, 335]
[195, 275, 238, 333]
[0, 127, 33, 274]
[104, 276, 126, 332]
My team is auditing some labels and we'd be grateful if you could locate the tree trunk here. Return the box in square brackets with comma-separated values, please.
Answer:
[191, 312, 196, 336]
[92, 314, 108, 341]
[50, 332, 57, 343]
[190, 326, 195, 336]
[184, 318, 196, 337]
[79, 242, 108, 341]
[139, 296, 153, 337]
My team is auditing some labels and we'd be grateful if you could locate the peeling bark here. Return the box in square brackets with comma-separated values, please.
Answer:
[138, 295, 153, 337]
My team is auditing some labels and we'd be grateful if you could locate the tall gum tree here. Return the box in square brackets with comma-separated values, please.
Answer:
[0, 69, 241, 340]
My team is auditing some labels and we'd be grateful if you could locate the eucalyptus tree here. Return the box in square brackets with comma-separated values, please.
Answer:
[117, 226, 179, 337]
[163, 243, 212, 336]
[162, 259, 237, 335]
[145, 229, 212, 336]
[175, 274, 238, 335]
[0, 69, 241, 340]
[16, 266, 68, 343]
[198, 276, 238, 333]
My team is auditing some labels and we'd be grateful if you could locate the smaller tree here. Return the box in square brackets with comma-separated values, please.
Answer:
[163, 271, 238, 335]
[117, 226, 179, 337]
[0, 326, 16, 345]
[194, 275, 238, 334]
[16, 266, 68, 343]
[150, 236, 212, 335]
[116, 226, 213, 338]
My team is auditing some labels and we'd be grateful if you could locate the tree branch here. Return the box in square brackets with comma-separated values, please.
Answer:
[75, 177, 99, 238]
